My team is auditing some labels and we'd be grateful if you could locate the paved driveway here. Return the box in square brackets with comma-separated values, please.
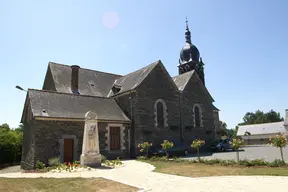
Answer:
[184, 145, 288, 162]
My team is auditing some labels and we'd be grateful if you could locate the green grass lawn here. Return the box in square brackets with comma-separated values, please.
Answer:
[0, 177, 139, 192]
[147, 161, 288, 177]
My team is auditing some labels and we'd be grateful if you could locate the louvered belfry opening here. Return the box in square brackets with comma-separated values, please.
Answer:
[70, 65, 80, 94]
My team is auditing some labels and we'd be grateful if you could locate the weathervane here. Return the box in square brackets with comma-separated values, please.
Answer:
[185, 17, 189, 29]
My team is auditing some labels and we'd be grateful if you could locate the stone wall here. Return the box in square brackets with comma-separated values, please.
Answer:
[98, 122, 130, 159]
[33, 120, 85, 166]
[213, 110, 221, 139]
[181, 73, 216, 149]
[133, 64, 181, 155]
[21, 120, 129, 169]
[114, 64, 219, 155]
[21, 122, 36, 170]
[114, 93, 136, 157]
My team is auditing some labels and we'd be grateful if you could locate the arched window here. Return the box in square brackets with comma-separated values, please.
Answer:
[154, 99, 168, 127]
[157, 102, 164, 126]
[193, 104, 202, 127]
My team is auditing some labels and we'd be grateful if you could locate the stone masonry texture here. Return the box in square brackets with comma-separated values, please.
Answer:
[21, 120, 129, 169]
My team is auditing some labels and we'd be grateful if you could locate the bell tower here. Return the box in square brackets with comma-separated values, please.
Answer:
[178, 18, 205, 85]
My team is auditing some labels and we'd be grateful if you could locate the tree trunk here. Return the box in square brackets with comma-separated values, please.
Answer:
[14, 152, 16, 163]
[236, 150, 240, 163]
[280, 147, 284, 163]
[197, 148, 200, 162]
[146, 148, 149, 158]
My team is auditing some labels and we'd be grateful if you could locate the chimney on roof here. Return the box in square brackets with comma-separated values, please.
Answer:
[71, 65, 80, 94]
[284, 109, 288, 127]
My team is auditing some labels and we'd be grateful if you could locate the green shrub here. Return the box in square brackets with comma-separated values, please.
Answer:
[101, 155, 107, 163]
[149, 156, 168, 161]
[48, 157, 60, 166]
[114, 157, 122, 165]
[209, 159, 221, 164]
[238, 159, 253, 167]
[102, 157, 123, 168]
[74, 160, 80, 165]
[249, 159, 266, 166]
[137, 156, 148, 161]
[268, 159, 286, 167]
[36, 160, 45, 169]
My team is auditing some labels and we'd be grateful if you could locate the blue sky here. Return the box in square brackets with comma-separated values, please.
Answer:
[0, 0, 287, 129]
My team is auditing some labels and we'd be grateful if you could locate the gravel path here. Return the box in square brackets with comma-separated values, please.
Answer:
[1, 160, 288, 192]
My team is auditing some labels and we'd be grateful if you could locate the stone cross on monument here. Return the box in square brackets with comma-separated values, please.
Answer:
[80, 111, 101, 167]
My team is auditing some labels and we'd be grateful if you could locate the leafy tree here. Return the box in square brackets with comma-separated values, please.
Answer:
[161, 140, 174, 157]
[138, 142, 152, 157]
[0, 123, 10, 132]
[233, 126, 239, 138]
[229, 138, 245, 163]
[269, 133, 287, 162]
[219, 121, 238, 138]
[219, 121, 228, 136]
[219, 121, 227, 130]
[0, 123, 23, 164]
[191, 139, 205, 161]
[239, 110, 283, 125]
[15, 124, 24, 132]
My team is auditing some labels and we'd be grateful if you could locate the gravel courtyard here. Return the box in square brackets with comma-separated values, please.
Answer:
[184, 145, 288, 162]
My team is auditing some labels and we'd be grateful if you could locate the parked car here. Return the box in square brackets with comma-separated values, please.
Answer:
[152, 141, 190, 157]
[211, 138, 233, 152]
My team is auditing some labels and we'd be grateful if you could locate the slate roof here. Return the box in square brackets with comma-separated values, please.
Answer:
[237, 122, 287, 136]
[48, 62, 122, 97]
[109, 60, 160, 96]
[172, 70, 215, 102]
[27, 89, 130, 122]
[172, 70, 195, 91]
[212, 104, 220, 111]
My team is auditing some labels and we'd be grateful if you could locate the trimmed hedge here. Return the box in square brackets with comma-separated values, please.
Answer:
[137, 156, 288, 167]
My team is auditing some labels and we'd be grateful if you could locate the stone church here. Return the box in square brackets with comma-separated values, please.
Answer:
[20, 21, 220, 169]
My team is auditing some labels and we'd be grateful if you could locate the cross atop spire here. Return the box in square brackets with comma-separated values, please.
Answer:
[186, 17, 189, 30]
[185, 17, 191, 43]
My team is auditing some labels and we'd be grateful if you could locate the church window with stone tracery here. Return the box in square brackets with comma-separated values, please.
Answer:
[154, 99, 168, 127]
[194, 105, 202, 127]
[157, 102, 164, 126]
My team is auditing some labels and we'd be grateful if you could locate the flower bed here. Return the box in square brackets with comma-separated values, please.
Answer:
[30, 156, 124, 173]
[49, 162, 93, 173]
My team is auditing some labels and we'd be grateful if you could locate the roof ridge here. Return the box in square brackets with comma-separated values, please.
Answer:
[48, 61, 123, 77]
[239, 121, 284, 127]
[28, 88, 114, 100]
[120, 60, 160, 78]
[172, 70, 195, 79]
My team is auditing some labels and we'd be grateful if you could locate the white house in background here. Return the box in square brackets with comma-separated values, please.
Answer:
[237, 109, 288, 145]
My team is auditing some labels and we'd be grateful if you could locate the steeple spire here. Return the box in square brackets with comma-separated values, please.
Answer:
[185, 17, 191, 44]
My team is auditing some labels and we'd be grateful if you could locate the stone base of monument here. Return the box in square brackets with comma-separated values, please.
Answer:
[80, 153, 101, 168]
